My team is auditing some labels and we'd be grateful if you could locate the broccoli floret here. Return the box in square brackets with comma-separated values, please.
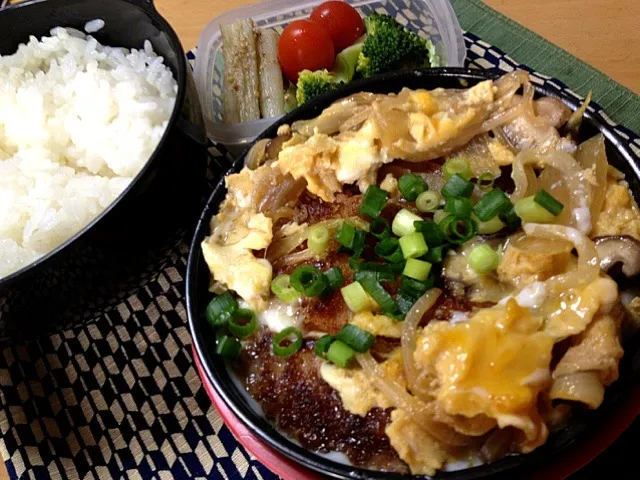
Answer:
[296, 69, 341, 105]
[356, 13, 440, 78]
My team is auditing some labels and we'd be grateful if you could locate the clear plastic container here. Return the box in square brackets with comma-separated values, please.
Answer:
[193, 0, 466, 148]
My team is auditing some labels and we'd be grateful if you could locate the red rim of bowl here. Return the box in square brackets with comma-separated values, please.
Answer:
[193, 345, 640, 480]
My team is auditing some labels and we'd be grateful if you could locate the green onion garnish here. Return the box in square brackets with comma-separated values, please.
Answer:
[473, 213, 506, 235]
[477, 172, 495, 191]
[399, 232, 429, 259]
[216, 334, 242, 359]
[534, 189, 564, 216]
[360, 185, 389, 218]
[324, 267, 345, 292]
[336, 324, 376, 353]
[441, 174, 474, 198]
[442, 157, 472, 180]
[308, 224, 330, 256]
[290, 265, 328, 297]
[423, 245, 447, 264]
[314, 335, 336, 359]
[398, 173, 428, 201]
[414, 220, 445, 247]
[500, 204, 522, 230]
[444, 197, 473, 219]
[395, 293, 415, 317]
[468, 244, 501, 274]
[205, 292, 238, 328]
[473, 188, 511, 222]
[272, 327, 303, 357]
[403, 258, 432, 281]
[326, 340, 356, 367]
[350, 260, 403, 276]
[270, 274, 300, 303]
[228, 308, 257, 339]
[415, 190, 442, 212]
[375, 237, 404, 263]
[392, 208, 422, 237]
[514, 196, 555, 223]
[439, 215, 478, 244]
[369, 218, 391, 240]
[355, 272, 397, 314]
[341, 281, 374, 313]
[399, 276, 433, 299]
[433, 210, 450, 225]
[334, 222, 367, 254]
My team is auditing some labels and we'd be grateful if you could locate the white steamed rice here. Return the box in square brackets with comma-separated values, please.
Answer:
[0, 27, 178, 279]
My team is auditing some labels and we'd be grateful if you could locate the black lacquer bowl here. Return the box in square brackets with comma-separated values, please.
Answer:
[187, 69, 640, 479]
[0, 0, 208, 338]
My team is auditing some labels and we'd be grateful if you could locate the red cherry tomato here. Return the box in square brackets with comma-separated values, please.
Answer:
[278, 19, 335, 83]
[310, 1, 365, 52]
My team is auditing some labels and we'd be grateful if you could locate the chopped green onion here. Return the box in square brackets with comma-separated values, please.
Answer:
[336, 324, 376, 353]
[424, 245, 447, 264]
[416, 191, 442, 212]
[326, 340, 356, 367]
[272, 327, 303, 357]
[439, 215, 478, 244]
[500, 205, 522, 230]
[403, 258, 432, 281]
[360, 185, 389, 218]
[473, 213, 506, 235]
[473, 188, 511, 222]
[399, 276, 433, 299]
[444, 197, 473, 219]
[308, 225, 330, 256]
[290, 265, 328, 297]
[270, 274, 300, 303]
[375, 237, 404, 263]
[334, 222, 366, 253]
[398, 173, 428, 201]
[442, 174, 474, 198]
[205, 292, 238, 328]
[514, 196, 555, 223]
[324, 267, 345, 292]
[442, 157, 472, 180]
[356, 272, 397, 313]
[476, 172, 495, 191]
[399, 232, 429, 259]
[414, 221, 445, 247]
[468, 244, 501, 274]
[341, 281, 374, 313]
[392, 209, 422, 237]
[216, 334, 242, 359]
[355, 269, 396, 284]
[228, 309, 257, 339]
[369, 218, 391, 240]
[350, 260, 403, 276]
[433, 210, 450, 225]
[534, 189, 564, 216]
[314, 335, 335, 359]
[395, 293, 415, 317]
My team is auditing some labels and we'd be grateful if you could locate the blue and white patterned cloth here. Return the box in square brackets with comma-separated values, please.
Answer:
[0, 30, 639, 480]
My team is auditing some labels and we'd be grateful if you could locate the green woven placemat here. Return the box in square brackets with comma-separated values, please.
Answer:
[451, 0, 640, 136]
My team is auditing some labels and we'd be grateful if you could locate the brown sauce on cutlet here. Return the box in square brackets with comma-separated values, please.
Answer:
[240, 333, 408, 473]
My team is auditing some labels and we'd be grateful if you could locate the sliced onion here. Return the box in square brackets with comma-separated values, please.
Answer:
[575, 134, 608, 224]
[356, 352, 472, 447]
[549, 372, 604, 409]
[245, 139, 270, 170]
[402, 289, 442, 399]
[291, 93, 382, 136]
[511, 149, 591, 232]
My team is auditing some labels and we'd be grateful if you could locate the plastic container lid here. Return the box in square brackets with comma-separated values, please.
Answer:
[193, 0, 466, 147]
